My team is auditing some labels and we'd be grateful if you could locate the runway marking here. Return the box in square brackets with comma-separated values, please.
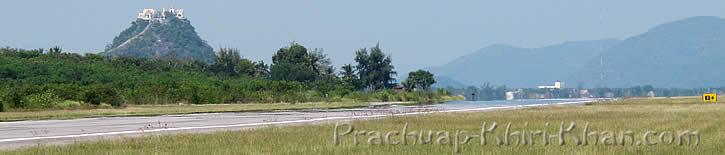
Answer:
[0, 100, 591, 143]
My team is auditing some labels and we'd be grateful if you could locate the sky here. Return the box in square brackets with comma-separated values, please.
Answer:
[2, 0, 725, 75]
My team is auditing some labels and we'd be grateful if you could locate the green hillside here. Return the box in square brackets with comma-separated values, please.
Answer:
[103, 16, 215, 63]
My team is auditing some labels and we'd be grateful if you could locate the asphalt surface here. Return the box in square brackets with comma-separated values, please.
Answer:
[0, 99, 595, 150]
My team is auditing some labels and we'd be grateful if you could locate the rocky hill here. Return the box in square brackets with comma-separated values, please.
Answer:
[103, 13, 214, 63]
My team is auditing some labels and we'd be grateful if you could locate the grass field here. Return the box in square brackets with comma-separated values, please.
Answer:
[0, 95, 465, 122]
[5, 97, 724, 154]
[0, 102, 386, 122]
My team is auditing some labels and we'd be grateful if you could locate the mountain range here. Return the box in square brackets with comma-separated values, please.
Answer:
[100, 14, 725, 88]
[430, 16, 725, 88]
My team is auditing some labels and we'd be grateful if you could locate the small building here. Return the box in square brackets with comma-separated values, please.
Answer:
[393, 86, 405, 92]
[538, 81, 563, 89]
[506, 89, 525, 100]
[579, 89, 590, 98]
[505, 91, 514, 100]
[647, 91, 655, 98]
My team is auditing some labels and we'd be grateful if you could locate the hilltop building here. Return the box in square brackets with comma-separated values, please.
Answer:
[137, 6, 184, 22]
[104, 5, 215, 63]
[538, 81, 563, 89]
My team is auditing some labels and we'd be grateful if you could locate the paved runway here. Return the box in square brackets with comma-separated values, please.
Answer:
[0, 99, 595, 150]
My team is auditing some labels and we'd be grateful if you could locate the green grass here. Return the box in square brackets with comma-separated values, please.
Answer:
[6, 97, 724, 154]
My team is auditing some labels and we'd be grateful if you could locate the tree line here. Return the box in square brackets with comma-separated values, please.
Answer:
[0, 44, 445, 112]
[448, 84, 724, 101]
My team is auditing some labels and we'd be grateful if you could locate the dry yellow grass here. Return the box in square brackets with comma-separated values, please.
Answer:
[6, 97, 725, 154]
[0, 95, 464, 122]
[0, 102, 373, 121]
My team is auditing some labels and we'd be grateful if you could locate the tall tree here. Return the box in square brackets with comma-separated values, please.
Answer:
[272, 43, 308, 65]
[212, 48, 255, 77]
[401, 80, 414, 91]
[339, 64, 359, 88]
[309, 48, 334, 78]
[253, 60, 270, 78]
[270, 43, 329, 82]
[47, 46, 62, 56]
[404, 70, 436, 91]
[354, 44, 396, 91]
[354, 48, 370, 89]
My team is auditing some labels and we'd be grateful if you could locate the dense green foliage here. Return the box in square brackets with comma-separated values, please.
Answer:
[270, 43, 333, 82]
[211, 48, 264, 77]
[402, 70, 436, 91]
[0, 45, 447, 111]
[339, 64, 359, 88]
[353, 44, 397, 91]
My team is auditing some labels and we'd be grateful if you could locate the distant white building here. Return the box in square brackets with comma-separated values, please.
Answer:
[647, 91, 655, 97]
[506, 91, 514, 100]
[579, 89, 590, 98]
[538, 81, 563, 89]
[137, 6, 184, 22]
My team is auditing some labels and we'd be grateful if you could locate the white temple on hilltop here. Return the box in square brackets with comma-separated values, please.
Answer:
[137, 6, 184, 21]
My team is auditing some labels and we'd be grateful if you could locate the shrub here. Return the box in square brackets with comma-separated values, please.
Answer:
[373, 90, 395, 102]
[82, 85, 125, 107]
[22, 90, 62, 109]
[2, 89, 24, 109]
[55, 100, 86, 109]
[346, 91, 371, 102]
[99, 103, 113, 109]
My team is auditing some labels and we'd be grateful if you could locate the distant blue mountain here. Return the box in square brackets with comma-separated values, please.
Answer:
[429, 39, 620, 88]
[432, 75, 466, 88]
[431, 16, 725, 88]
[570, 16, 725, 88]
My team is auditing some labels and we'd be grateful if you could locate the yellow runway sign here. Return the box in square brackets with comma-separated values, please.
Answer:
[703, 93, 717, 102]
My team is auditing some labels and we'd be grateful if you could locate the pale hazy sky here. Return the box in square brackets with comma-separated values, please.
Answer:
[2, 0, 725, 74]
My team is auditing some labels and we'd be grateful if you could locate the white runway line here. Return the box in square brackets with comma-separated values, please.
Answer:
[0, 100, 591, 143]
